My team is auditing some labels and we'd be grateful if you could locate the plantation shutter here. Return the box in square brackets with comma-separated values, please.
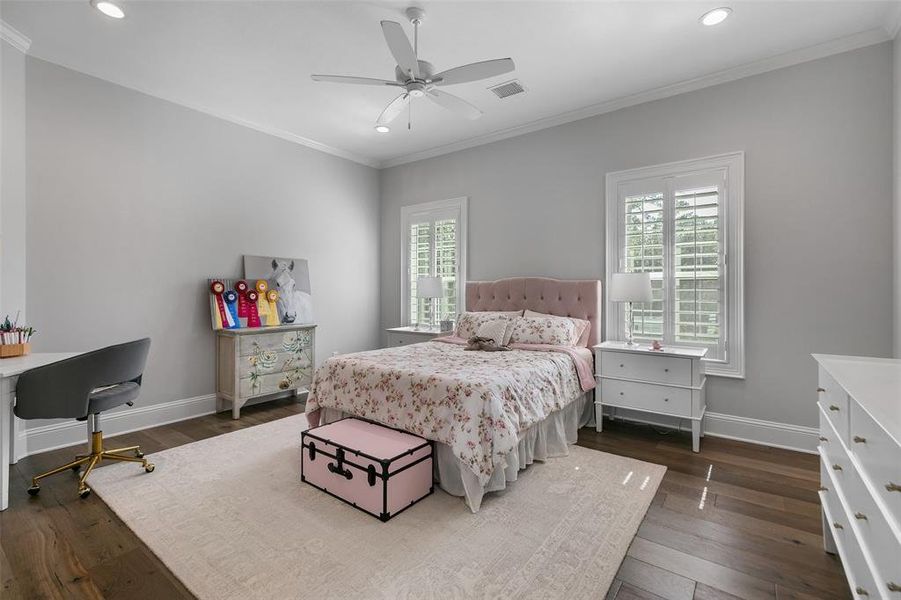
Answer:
[406, 211, 460, 326]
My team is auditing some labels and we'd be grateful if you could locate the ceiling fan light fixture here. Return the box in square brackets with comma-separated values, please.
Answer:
[374, 125, 391, 133]
[91, 0, 125, 19]
[700, 7, 731, 26]
[409, 89, 425, 98]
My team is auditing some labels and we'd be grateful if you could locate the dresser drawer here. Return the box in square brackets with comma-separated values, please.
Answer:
[820, 406, 853, 500]
[849, 400, 901, 532]
[237, 348, 313, 379]
[844, 467, 901, 597]
[239, 329, 313, 357]
[818, 367, 849, 445]
[824, 489, 883, 600]
[600, 379, 692, 417]
[599, 351, 692, 386]
[239, 369, 312, 398]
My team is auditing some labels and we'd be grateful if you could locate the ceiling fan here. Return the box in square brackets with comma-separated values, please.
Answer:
[311, 6, 515, 131]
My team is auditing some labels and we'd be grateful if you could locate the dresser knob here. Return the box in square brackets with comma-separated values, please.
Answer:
[817, 387, 826, 393]
[832, 464, 843, 471]
[619, 392, 624, 396]
[818, 486, 828, 492]
[856, 587, 869, 596]
[854, 512, 868, 520]
[664, 398, 669, 402]
[886, 482, 901, 492]
[829, 405, 840, 411]
[886, 582, 900, 592]
[853, 436, 866, 444]
[818, 436, 828, 442]
[833, 522, 844, 530]
[620, 364, 624, 368]
[664, 368, 669, 372]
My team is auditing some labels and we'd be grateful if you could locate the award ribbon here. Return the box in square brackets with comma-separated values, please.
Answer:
[246, 290, 262, 328]
[266, 290, 280, 326]
[223, 290, 241, 328]
[235, 281, 250, 318]
[255, 280, 270, 323]
[210, 281, 229, 330]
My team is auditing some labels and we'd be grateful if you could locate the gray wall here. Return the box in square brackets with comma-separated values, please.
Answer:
[895, 33, 900, 358]
[1, 40, 27, 323]
[380, 43, 895, 429]
[25, 57, 380, 426]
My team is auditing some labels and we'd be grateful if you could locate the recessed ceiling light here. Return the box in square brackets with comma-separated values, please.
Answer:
[91, 0, 125, 19]
[700, 7, 731, 26]
[374, 125, 390, 133]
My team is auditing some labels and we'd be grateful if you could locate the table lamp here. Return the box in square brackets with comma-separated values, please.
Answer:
[416, 276, 443, 330]
[610, 272, 653, 346]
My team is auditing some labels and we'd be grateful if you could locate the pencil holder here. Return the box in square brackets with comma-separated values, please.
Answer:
[0, 343, 30, 359]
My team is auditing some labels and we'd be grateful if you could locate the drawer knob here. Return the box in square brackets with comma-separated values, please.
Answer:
[664, 368, 669, 372]
[854, 512, 868, 521]
[886, 582, 900, 592]
[886, 482, 901, 492]
[856, 587, 869, 596]
[664, 398, 669, 402]
[818, 436, 828, 442]
[620, 364, 624, 368]
[619, 392, 624, 396]
[818, 485, 828, 492]
[832, 464, 843, 471]
[833, 521, 844, 530]
[829, 405, 840, 411]
[817, 387, 826, 393]
[853, 436, 866, 444]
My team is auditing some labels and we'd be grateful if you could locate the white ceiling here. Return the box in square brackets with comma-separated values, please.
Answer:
[2, 1, 899, 167]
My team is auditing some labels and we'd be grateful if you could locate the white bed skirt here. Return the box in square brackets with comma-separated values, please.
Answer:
[316, 391, 593, 512]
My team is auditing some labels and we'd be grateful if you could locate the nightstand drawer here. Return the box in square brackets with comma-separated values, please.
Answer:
[387, 332, 436, 346]
[599, 351, 692, 386]
[599, 379, 692, 418]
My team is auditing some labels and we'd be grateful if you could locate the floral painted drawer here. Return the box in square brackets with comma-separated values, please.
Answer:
[216, 324, 316, 419]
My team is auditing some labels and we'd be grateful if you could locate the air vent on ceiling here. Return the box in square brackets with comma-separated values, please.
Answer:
[488, 79, 526, 99]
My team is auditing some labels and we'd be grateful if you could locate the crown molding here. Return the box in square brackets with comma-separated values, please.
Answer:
[886, 3, 901, 39]
[377, 27, 892, 169]
[1, 20, 31, 53]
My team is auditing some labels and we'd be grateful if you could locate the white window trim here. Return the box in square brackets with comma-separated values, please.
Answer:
[400, 197, 468, 326]
[605, 152, 745, 378]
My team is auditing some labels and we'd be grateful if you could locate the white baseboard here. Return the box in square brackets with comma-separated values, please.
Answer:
[600, 407, 818, 454]
[14, 392, 306, 460]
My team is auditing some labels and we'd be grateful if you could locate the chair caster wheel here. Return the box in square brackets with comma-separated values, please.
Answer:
[135, 451, 144, 459]
[27, 485, 40, 496]
[144, 463, 155, 473]
[78, 487, 91, 499]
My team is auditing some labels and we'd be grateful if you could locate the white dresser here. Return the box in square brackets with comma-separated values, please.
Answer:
[813, 354, 901, 599]
[385, 326, 446, 347]
[594, 341, 707, 452]
[216, 324, 315, 418]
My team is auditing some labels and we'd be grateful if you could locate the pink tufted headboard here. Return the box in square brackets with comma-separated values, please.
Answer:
[465, 278, 603, 347]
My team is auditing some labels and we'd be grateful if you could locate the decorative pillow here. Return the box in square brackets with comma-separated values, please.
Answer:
[523, 310, 590, 346]
[475, 319, 509, 346]
[509, 315, 580, 346]
[455, 311, 522, 340]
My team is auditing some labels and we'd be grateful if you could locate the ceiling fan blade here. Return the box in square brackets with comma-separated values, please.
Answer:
[426, 89, 482, 120]
[377, 93, 411, 125]
[380, 20, 420, 80]
[311, 74, 402, 87]
[433, 58, 515, 86]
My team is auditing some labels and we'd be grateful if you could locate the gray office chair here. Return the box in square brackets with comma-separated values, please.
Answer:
[15, 338, 154, 499]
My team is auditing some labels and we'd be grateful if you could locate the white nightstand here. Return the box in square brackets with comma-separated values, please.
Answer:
[385, 326, 447, 348]
[594, 341, 707, 452]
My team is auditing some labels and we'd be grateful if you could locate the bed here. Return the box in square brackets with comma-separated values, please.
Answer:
[306, 277, 602, 511]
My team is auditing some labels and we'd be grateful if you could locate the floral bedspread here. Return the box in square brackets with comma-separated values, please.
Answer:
[305, 341, 589, 484]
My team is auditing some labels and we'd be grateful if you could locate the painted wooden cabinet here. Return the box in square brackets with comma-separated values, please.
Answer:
[216, 324, 315, 418]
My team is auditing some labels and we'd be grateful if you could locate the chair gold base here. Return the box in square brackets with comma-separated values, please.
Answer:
[27, 430, 155, 499]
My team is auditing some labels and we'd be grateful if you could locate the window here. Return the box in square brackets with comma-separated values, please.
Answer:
[401, 197, 467, 326]
[606, 153, 744, 378]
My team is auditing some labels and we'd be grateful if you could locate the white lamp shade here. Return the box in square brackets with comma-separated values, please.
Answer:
[417, 276, 444, 299]
[610, 272, 653, 303]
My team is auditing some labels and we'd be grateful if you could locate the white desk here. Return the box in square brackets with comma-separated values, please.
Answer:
[1, 353, 80, 510]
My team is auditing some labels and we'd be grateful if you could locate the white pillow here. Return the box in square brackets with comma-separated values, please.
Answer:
[509, 315, 579, 346]
[475, 319, 509, 346]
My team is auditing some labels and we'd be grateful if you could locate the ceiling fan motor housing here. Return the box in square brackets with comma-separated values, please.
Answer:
[395, 60, 435, 84]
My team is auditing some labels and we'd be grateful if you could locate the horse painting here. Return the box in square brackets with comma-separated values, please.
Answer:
[266, 259, 314, 324]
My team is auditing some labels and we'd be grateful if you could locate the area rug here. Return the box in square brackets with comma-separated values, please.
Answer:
[89, 414, 665, 600]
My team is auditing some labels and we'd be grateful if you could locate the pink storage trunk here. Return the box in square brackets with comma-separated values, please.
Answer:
[301, 418, 433, 522]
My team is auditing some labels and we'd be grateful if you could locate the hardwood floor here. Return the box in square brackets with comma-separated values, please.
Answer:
[1, 403, 848, 600]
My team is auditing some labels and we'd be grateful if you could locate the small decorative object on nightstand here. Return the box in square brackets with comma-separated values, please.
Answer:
[594, 340, 707, 452]
[385, 326, 445, 348]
